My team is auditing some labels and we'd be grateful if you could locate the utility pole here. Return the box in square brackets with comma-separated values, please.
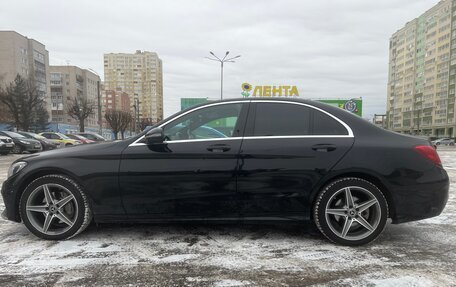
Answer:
[133, 98, 140, 132]
[97, 80, 102, 136]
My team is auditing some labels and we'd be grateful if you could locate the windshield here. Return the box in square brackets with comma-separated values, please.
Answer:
[57, 133, 71, 139]
[34, 134, 47, 140]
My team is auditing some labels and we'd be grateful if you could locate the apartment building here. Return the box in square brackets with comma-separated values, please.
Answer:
[49, 66, 100, 128]
[387, 0, 456, 137]
[0, 31, 50, 122]
[103, 50, 163, 123]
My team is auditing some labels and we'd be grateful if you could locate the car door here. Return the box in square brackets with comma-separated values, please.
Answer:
[119, 101, 249, 220]
[237, 101, 355, 220]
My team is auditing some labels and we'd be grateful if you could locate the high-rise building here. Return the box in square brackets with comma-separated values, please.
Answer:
[102, 89, 130, 113]
[103, 50, 163, 123]
[101, 87, 131, 127]
[387, 0, 456, 137]
[49, 66, 100, 128]
[0, 31, 50, 122]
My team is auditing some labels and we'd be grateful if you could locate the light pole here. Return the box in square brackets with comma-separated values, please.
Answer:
[88, 68, 102, 136]
[133, 98, 140, 132]
[206, 51, 241, 100]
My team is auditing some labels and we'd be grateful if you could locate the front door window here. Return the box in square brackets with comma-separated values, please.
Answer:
[163, 103, 243, 141]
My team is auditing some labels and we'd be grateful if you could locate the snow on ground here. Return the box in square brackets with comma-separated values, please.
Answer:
[0, 149, 455, 286]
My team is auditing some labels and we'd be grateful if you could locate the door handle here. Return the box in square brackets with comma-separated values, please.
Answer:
[207, 144, 231, 152]
[311, 144, 337, 152]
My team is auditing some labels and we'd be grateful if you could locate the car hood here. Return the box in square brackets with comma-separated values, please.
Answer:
[19, 140, 127, 163]
[14, 138, 41, 145]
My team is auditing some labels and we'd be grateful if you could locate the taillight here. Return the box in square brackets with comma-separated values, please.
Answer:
[414, 145, 442, 166]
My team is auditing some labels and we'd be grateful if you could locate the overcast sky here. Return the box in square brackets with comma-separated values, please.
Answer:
[0, 0, 439, 119]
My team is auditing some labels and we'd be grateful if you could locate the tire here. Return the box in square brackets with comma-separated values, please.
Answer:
[313, 177, 388, 246]
[65, 143, 73, 147]
[20, 175, 92, 240]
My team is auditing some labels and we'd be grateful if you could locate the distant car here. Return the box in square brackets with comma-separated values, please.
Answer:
[65, 134, 95, 144]
[0, 131, 42, 154]
[17, 132, 59, 151]
[0, 135, 15, 155]
[432, 138, 455, 146]
[77, 132, 106, 142]
[39, 132, 81, 146]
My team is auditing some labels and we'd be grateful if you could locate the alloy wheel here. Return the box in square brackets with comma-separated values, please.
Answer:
[324, 186, 381, 241]
[25, 183, 78, 235]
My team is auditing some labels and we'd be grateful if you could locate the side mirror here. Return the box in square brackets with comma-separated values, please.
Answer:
[145, 127, 165, 145]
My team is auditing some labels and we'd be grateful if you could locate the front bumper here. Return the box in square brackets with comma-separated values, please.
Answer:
[23, 144, 42, 152]
[0, 144, 14, 153]
[1, 176, 21, 222]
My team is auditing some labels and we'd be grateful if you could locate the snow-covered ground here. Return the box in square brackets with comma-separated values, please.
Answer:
[0, 149, 455, 287]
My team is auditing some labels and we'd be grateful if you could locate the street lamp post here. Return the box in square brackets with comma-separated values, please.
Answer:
[206, 51, 241, 100]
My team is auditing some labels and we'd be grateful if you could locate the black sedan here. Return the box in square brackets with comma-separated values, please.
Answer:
[17, 131, 59, 151]
[0, 131, 42, 154]
[1, 99, 449, 245]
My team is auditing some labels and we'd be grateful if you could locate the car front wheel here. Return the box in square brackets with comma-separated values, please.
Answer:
[313, 177, 388, 246]
[20, 175, 92, 240]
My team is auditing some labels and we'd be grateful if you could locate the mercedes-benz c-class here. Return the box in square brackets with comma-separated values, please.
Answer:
[1, 98, 449, 245]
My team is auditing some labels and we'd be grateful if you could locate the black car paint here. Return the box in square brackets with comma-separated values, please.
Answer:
[1, 98, 449, 225]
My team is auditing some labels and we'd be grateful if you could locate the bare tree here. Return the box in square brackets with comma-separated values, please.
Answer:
[67, 96, 95, 132]
[105, 110, 132, 139]
[0, 74, 48, 131]
[119, 111, 133, 139]
[140, 118, 153, 131]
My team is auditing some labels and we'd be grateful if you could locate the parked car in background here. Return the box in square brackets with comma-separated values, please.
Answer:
[0, 131, 42, 154]
[77, 132, 106, 142]
[432, 138, 455, 146]
[165, 124, 228, 139]
[1, 99, 449, 245]
[39, 132, 81, 146]
[0, 135, 15, 155]
[65, 134, 95, 144]
[17, 132, 59, 151]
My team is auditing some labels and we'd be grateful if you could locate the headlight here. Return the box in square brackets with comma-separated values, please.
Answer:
[7, 161, 27, 178]
[19, 140, 29, 144]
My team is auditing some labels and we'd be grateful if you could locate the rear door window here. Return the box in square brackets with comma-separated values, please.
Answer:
[252, 103, 311, 136]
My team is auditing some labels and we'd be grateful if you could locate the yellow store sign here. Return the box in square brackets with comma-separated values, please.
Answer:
[241, 83, 299, 98]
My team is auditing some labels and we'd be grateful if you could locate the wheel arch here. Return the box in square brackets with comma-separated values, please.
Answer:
[13, 168, 94, 222]
[310, 171, 396, 220]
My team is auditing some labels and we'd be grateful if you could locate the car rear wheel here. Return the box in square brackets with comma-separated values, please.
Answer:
[313, 177, 388, 246]
[20, 175, 92, 240]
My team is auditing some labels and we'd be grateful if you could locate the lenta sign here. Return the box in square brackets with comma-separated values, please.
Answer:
[241, 83, 299, 97]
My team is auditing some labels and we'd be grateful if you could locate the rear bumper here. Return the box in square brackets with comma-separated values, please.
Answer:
[391, 167, 449, 224]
